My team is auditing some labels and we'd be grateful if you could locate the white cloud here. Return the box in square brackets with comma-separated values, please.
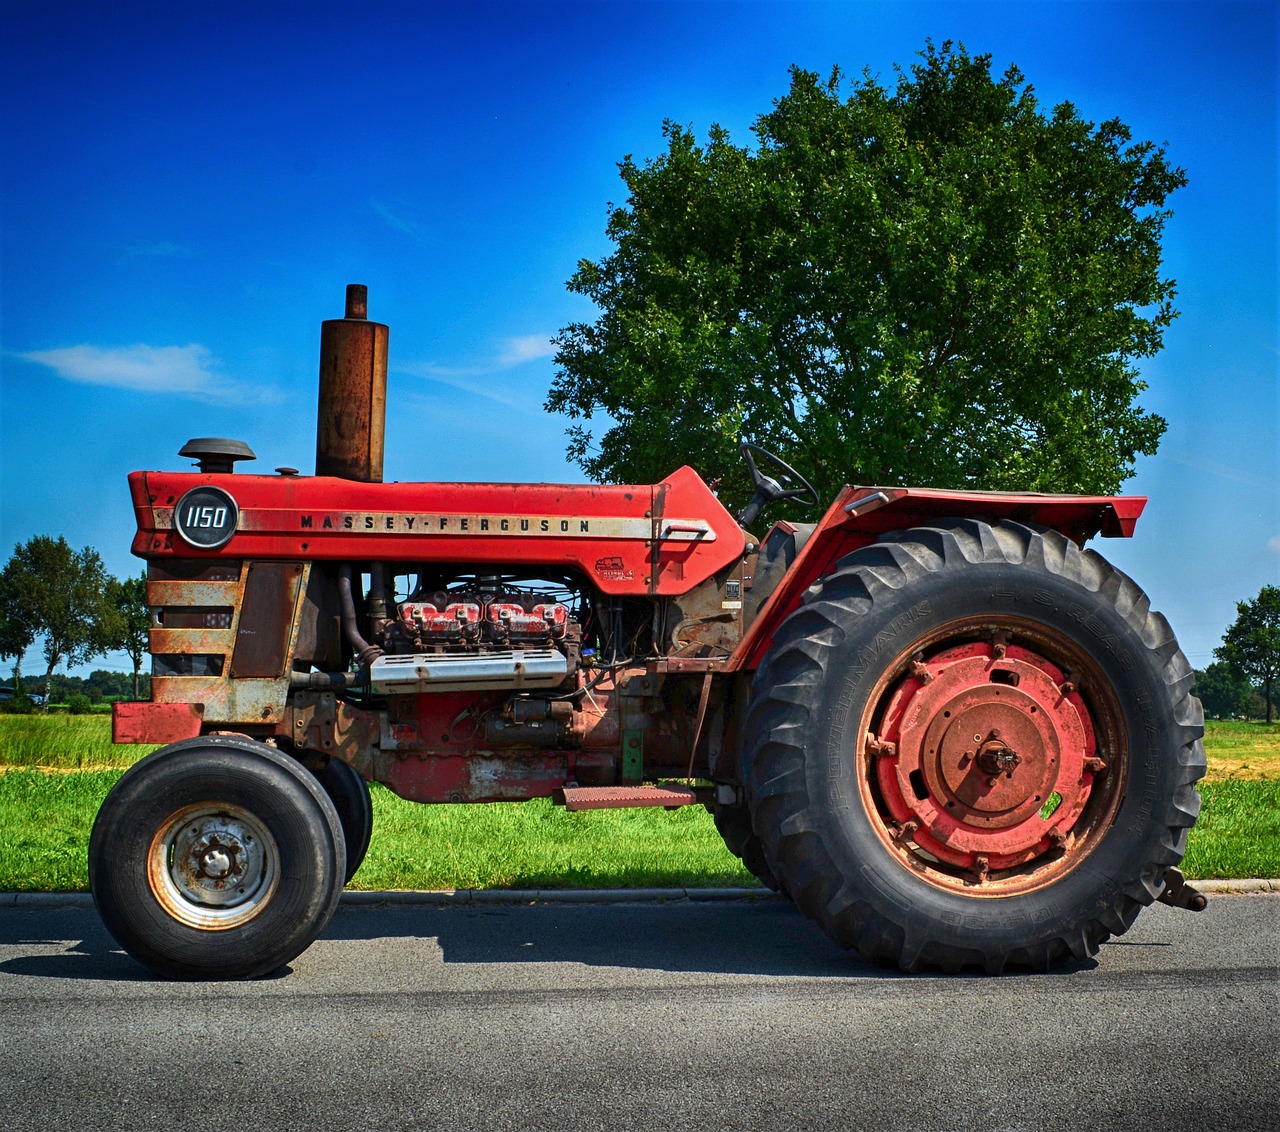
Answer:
[1267, 534, 1280, 555]
[497, 335, 556, 367]
[22, 344, 278, 405]
[395, 365, 525, 409]
[395, 334, 557, 411]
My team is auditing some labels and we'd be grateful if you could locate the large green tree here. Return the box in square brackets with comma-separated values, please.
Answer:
[0, 536, 118, 710]
[1215, 585, 1280, 724]
[548, 42, 1185, 512]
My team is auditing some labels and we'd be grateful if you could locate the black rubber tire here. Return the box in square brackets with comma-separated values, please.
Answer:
[710, 804, 784, 893]
[316, 757, 374, 884]
[742, 518, 1205, 974]
[89, 735, 347, 980]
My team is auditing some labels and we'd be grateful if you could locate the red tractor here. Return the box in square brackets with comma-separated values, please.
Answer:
[90, 286, 1206, 979]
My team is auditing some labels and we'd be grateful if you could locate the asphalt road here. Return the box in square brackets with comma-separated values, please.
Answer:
[1, 893, 1277, 1131]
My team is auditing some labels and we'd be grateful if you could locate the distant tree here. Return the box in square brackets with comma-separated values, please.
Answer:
[86, 669, 135, 700]
[549, 42, 1185, 512]
[1194, 662, 1254, 720]
[1215, 585, 1280, 724]
[108, 573, 150, 699]
[0, 537, 117, 710]
[0, 565, 36, 689]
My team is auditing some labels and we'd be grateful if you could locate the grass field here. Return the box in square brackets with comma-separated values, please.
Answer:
[1, 716, 1276, 891]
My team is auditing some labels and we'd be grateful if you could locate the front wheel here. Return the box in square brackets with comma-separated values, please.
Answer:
[315, 756, 373, 883]
[742, 519, 1205, 973]
[89, 736, 346, 979]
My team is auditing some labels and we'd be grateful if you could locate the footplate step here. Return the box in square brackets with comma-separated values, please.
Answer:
[560, 784, 698, 812]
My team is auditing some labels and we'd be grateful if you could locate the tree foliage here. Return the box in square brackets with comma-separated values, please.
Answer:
[1194, 662, 1255, 721]
[1215, 585, 1280, 724]
[548, 42, 1185, 512]
[108, 573, 150, 700]
[0, 568, 37, 686]
[0, 536, 118, 710]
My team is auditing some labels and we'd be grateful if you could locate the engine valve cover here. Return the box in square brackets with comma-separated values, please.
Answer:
[399, 598, 482, 644]
[486, 601, 568, 643]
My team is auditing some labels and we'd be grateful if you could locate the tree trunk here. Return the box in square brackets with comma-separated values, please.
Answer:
[42, 662, 56, 713]
[1268, 675, 1274, 725]
[132, 661, 140, 701]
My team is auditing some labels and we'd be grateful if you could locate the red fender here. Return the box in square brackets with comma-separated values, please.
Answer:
[726, 485, 1146, 672]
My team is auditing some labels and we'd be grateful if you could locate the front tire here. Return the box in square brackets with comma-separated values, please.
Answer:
[315, 756, 373, 883]
[742, 519, 1205, 973]
[90, 736, 346, 980]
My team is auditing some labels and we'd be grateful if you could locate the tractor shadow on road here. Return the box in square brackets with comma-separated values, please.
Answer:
[0, 908, 156, 981]
[320, 897, 1100, 980]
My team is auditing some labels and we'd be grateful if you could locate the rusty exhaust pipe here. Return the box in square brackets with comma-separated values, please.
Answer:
[315, 283, 388, 482]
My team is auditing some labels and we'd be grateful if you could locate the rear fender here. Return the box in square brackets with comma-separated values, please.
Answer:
[727, 485, 1146, 673]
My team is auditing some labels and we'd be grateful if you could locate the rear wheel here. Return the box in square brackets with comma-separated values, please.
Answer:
[710, 804, 783, 893]
[90, 735, 346, 980]
[742, 519, 1205, 973]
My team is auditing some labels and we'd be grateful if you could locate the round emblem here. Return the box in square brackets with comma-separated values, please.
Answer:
[173, 486, 239, 550]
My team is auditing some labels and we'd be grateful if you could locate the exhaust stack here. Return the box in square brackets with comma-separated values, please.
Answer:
[315, 283, 388, 482]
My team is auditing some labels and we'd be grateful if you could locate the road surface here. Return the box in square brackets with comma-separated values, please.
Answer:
[1, 893, 1276, 1130]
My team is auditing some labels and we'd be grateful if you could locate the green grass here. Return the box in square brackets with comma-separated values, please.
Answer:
[353, 792, 753, 891]
[0, 769, 124, 891]
[0, 771, 754, 893]
[1199, 720, 1280, 782]
[1179, 779, 1280, 879]
[0, 714, 156, 769]
[0, 716, 1276, 892]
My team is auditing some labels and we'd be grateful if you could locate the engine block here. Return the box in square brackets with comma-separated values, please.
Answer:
[392, 591, 572, 651]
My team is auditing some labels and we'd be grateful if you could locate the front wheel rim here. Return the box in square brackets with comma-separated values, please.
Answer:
[858, 619, 1127, 896]
[146, 803, 281, 930]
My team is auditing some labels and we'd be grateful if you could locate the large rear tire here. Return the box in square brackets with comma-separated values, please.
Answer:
[89, 735, 346, 980]
[710, 804, 783, 893]
[742, 519, 1205, 973]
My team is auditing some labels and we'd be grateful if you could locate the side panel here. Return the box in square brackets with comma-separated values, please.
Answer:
[728, 486, 1146, 673]
[128, 465, 745, 597]
[145, 559, 309, 728]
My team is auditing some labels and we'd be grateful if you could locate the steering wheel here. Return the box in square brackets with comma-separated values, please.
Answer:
[734, 443, 820, 528]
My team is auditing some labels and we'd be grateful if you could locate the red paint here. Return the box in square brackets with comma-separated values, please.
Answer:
[729, 485, 1146, 671]
[128, 464, 745, 597]
[112, 701, 204, 744]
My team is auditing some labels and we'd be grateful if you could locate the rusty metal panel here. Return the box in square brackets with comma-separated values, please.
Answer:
[230, 561, 305, 679]
[150, 675, 291, 724]
[112, 701, 204, 744]
[150, 628, 235, 654]
[148, 580, 241, 606]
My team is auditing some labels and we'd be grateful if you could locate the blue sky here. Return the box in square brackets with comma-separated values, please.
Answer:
[1, 0, 1275, 677]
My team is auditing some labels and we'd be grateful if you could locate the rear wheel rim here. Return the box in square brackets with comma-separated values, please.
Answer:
[147, 803, 280, 930]
[858, 617, 1127, 896]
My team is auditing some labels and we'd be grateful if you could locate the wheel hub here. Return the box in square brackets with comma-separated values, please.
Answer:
[147, 803, 280, 929]
[874, 640, 1101, 872]
[167, 816, 266, 907]
[973, 732, 1020, 778]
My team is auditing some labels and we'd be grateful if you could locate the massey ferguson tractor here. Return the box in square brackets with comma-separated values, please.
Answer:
[90, 285, 1207, 980]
